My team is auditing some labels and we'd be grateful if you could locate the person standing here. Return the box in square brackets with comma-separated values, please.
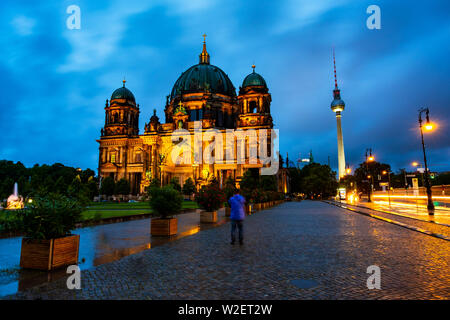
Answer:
[228, 189, 246, 245]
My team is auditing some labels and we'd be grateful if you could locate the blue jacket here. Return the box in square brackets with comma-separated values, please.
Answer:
[228, 194, 246, 220]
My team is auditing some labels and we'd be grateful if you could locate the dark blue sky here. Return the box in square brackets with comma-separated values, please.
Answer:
[0, 0, 449, 174]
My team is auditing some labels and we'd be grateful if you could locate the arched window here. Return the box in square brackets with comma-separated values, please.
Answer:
[249, 100, 257, 113]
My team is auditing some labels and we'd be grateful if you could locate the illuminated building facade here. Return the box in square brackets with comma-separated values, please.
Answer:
[97, 38, 282, 194]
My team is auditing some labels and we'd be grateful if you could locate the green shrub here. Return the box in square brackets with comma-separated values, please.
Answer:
[182, 177, 196, 196]
[223, 177, 236, 205]
[115, 178, 130, 195]
[149, 185, 183, 218]
[100, 176, 115, 196]
[169, 177, 182, 192]
[17, 193, 83, 240]
[195, 183, 225, 212]
[0, 210, 21, 233]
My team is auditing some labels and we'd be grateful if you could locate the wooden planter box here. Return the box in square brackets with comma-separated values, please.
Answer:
[20, 234, 80, 271]
[225, 207, 231, 217]
[151, 218, 177, 236]
[200, 211, 217, 223]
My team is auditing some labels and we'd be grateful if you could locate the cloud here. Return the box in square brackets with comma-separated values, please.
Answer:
[273, 0, 352, 34]
[0, 0, 449, 174]
[58, 1, 156, 72]
[11, 15, 36, 36]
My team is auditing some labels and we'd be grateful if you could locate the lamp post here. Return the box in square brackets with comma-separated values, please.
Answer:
[382, 170, 391, 207]
[365, 148, 374, 202]
[418, 107, 435, 214]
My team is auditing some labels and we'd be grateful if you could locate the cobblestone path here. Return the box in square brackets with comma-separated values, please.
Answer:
[6, 201, 450, 300]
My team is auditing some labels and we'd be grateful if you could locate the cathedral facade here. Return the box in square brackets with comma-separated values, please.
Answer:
[97, 39, 279, 194]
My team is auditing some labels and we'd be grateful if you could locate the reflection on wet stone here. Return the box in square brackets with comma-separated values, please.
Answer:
[0, 209, 229, 297]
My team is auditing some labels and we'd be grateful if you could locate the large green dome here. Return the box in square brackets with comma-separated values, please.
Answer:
[170, 63, 236, 100]
[242, 69, 267, 88]
[111, 81, 135, 102]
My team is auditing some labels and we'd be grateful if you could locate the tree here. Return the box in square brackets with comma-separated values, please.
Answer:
[239, 170, 258, 201]
[223, 177, 236, 198]
[169, 177, 181, 192]
[43, 176, 55, 194]
[68, 175, 83, 197]
[182, 177, 195, 197]
[354, 161, 391, 193]
[0, 160, 98, 199]
[80, 169, 96, 183]
[433, 172, 450, 186]
[288, 167, 302, 193]
[68, 175, 90, 205]
[299, 163, 338, 199]
[150, 178, 160, 188]
[260, 175, 277, 191]
[100, 176, 115, 196]
[86, 177, 99, 199]
[54, 176, 68, 195]
[115, 178, 130, 195]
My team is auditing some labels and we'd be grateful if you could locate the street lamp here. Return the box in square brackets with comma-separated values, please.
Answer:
[418, 107, 435, 214]
[365, 148, 374, 202]
[346, 166, 352, 175]
[382, 169, 391, 207]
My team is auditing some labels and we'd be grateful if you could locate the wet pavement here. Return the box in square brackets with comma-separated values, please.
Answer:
[4, 201, 450, 300]
[344, 199, 450, 226]
[0, 209, 229, 297]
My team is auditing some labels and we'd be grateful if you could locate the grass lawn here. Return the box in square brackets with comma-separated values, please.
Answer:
[81, 200, 199, 221]
[87, 202, 152, 209]
[0, 201, 199, 229]
[81, 209, 152, 220]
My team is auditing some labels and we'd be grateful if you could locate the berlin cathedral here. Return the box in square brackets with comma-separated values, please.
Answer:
[97, 37, 286, 194]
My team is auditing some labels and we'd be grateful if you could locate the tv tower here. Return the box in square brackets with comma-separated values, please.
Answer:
[330, 49, 346, 179]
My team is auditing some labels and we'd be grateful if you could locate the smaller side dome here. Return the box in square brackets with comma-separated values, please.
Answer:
[242, 65, 267, 88]
[111, 80, 136, 103]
